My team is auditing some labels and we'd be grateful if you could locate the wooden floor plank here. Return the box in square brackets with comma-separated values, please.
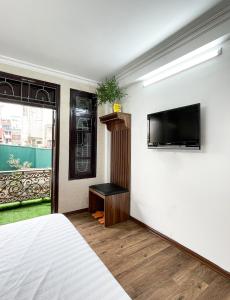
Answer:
[67, 212, 230, 300]
[196, 276, 230, 300]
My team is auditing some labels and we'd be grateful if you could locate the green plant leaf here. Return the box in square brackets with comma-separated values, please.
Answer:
[96, 76, 127, 105]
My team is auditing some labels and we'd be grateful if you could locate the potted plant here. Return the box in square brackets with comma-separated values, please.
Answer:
[96, 76, 127, 112]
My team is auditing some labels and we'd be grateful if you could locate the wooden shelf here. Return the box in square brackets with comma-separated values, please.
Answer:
[99, 112, 131, 131]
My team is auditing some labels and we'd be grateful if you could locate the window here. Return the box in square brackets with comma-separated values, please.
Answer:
[69, 89, 97, 179]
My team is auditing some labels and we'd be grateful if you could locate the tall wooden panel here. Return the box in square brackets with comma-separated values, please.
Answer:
[100, 113, 131, 189]
[110, 129, 130, 189]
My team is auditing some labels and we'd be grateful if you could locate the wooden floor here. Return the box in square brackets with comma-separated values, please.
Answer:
[67, 212, 230, 300]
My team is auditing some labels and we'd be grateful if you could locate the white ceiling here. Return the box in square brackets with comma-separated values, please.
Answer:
[0, 0, 222, 81]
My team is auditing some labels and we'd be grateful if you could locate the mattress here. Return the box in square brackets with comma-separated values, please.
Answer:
[0, 214, 131, 300]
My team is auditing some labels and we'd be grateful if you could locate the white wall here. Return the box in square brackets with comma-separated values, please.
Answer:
[0, 63, 105, 213]
[123, 40, 230, 271]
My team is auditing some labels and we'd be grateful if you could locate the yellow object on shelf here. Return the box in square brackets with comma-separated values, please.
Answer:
[113, 102, 121, 112]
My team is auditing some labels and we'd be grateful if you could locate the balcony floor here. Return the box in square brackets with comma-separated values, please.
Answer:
[0, 198, 51, 225]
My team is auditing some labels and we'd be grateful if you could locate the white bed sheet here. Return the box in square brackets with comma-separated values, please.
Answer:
[0, 214, 131, 300]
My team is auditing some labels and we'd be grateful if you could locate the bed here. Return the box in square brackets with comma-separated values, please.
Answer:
[0, 214, 131, 300]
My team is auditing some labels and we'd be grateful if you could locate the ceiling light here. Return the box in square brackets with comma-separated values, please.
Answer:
[140, 47, 222, 87]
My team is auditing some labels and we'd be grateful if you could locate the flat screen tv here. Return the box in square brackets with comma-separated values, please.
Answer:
[147, 103, 200, 149]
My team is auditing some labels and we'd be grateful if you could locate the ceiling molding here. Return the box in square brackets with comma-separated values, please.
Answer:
[0, 54, 98, 86]
[116, 0, 230, 82]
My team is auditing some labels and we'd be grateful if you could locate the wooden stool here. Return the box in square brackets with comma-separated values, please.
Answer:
[89, 183, 129, 227]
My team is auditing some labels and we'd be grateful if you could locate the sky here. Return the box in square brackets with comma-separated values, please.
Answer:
[0, 103, 53, 123]
[0, 103, 23, 118]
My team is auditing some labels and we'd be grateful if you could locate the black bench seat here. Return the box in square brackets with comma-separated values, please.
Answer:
[89, 183, 128, 196]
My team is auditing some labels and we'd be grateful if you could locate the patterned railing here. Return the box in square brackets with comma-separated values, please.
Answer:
[0, 168, 51, 204]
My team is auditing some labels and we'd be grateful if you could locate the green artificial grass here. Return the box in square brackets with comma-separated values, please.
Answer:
[0, 198, 51, 225]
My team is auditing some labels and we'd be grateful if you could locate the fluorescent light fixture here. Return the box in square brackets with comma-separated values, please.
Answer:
[140, 46, 222, 87]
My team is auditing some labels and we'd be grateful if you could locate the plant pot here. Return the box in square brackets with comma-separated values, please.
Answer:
[112, 100, 121, 113]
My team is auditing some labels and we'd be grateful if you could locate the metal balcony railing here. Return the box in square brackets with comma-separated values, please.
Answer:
[0, 168, 51, 204]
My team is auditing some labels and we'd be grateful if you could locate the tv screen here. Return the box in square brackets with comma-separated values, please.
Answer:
[147, 104, 200, 149]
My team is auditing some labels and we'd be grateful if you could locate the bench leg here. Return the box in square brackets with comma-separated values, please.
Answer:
[104, 192, 130, 227]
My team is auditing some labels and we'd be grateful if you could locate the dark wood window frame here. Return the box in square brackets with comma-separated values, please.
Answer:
[69, 89, 97, 180]
[0, 71, 60, 213]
